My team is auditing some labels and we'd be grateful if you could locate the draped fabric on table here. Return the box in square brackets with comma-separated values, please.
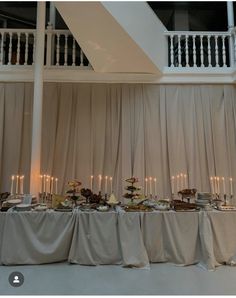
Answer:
[1, 83, 236, 200]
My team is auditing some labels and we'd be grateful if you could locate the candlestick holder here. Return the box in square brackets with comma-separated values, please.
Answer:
[230, 194, 234, 205]
[104, 193, 108, 202]
[223, 194, 227, 206]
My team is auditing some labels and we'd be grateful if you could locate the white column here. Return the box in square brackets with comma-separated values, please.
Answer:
[49, 2, 56, 66]
[49, 2, 56, 28]
[227, 2, 234, 29]
[227, 1, 235, 66]
[30, 2, 46, 195]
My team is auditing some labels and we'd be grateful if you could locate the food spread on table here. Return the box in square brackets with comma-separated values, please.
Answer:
[1, 175, 235, 213]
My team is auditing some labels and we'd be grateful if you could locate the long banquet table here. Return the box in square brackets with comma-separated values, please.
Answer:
[0, 209, 236, 270]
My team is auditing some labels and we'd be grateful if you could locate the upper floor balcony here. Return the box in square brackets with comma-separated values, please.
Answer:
[0, 2, 236, 84]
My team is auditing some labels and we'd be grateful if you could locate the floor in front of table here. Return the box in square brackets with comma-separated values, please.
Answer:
[0, 262, 235, 295]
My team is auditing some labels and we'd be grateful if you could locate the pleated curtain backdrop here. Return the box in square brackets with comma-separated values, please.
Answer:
[1, 82, 236, 201]
[0, 83, 33, 194]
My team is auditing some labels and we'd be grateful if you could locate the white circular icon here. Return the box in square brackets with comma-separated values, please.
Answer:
[9, 272, 24, 287]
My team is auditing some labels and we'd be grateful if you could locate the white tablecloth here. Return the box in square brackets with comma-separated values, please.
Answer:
[0, 209, 236, 270]
[0, 212, 6, 264]
[1, 211, 75, 265]
[141, 211, 200, 265]
[69, 211, 122, 265]
[199, 211, 236, 270]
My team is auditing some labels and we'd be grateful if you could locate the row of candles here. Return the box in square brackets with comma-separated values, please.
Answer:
[10, 175, 24, 195]
[9, 173, 235, 198]
[210, 176, 233, 195]
[90, 175, 113, 194]
[144, 177, 157, 197]
[40, 174, 58, 194]
[171, 173, 188, 194]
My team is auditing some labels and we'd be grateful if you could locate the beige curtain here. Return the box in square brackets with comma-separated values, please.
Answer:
[0, 83, 33, 193]
[1, 82, 236, 201]
[41, 83, 236, 201]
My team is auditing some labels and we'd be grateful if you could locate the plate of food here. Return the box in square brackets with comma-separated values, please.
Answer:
[96, 205, 110, 212]
[155, 199, 170, 211]
[34, 204, 47, 212]
[54, 202, 73, 212]
[124, 205, 153, 212]
[217, 205, 236, 211]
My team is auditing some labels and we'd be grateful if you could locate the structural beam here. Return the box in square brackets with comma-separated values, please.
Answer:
[30, 2, 45, 195]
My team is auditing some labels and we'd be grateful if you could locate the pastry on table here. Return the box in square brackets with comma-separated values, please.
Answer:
[52, 194, 66, 208]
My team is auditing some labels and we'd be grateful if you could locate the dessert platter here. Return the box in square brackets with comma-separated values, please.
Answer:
[154, 199, 170, 211]
[216, 205, 236, 211]
[124, 204, 154, 212]
[178, 188, 197, 203]
[171, 200, 199, 212]
[34, 204, 47, 212]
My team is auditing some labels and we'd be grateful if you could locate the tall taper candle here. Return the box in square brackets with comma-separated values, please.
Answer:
[214, 177, 217, 194]
[230, 177, 233, 196]
[154, 178, 157, 197]
[55, 178, 58, 194]
[149, 177, 153, 195]
[110, 177, 113, 193]
[46, 177, 49, 193]
[10, 175, 14, 195]
[51, 177, 54, 194]
[43, 175, 46, 192]
[171, 176, 175, 194]
[210, 177, 214, 194]
[145, 178, 148, 197]
[16, 175, 19, 195]
[222, 177, 226, 195]
[20, 175, 24, 194]
[105, 176, 108, 194]
[98, 175, 102, 192]
[217, 177, 220, 194]
[177, 175, 180, 192]
[90, 175, 93, 191]
[184, 174, 187, 189]
[40, 175, 43, 193]
[180, 173, 183, 190]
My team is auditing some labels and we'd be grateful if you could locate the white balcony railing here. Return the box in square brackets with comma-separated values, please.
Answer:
[164, 31, 232, 68]
[0, 26, 92, 68]
[0, 27, 235, 74]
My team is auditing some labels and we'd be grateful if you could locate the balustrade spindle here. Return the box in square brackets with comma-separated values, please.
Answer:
[178, 35, 181, 67]
[200, 35, 204, 67]
[64, 34, 68, 66]
[207, 35, 212, 67]
[222, 36, 226, 67]
[32, 33, 36, 64]
[8, 32, 12, 65]
[80, 48, 84, 66]
[16, 33, 21, 65]
[185, 35, 189, 67]
[56, 33, 60, 66]
[215, 35, 219, 67]
[72, 37, 76, 66]
[170, 35, 174, 67]
[0, 33, 4, 65]
[193, 35, 197, 67]
[24, 33, 29, 65]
